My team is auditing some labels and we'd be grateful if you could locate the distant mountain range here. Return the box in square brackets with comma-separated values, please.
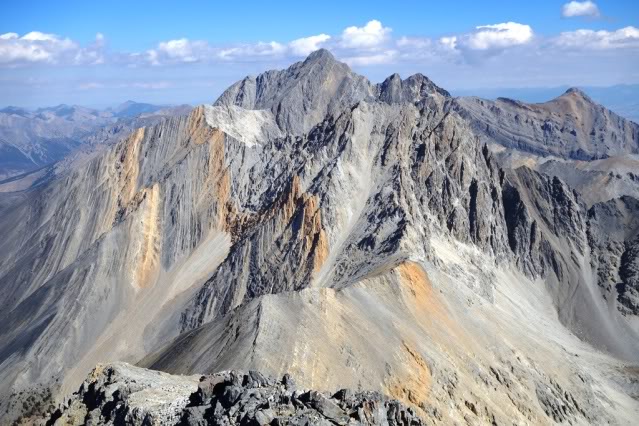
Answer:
[0, 101, 191, 182]
[452, 84, 639, 123]
[2, 86, 634, 185]
[108, 100, 169, 118]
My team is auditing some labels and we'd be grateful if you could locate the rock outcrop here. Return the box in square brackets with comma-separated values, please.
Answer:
[47, 363, 425, 426]
[588, 196, 639, 315]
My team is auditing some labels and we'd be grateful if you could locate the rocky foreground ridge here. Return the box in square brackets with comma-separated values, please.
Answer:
[46, 363, 424, 426]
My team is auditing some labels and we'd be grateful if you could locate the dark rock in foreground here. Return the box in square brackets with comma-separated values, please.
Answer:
[47, 363, 425, 426]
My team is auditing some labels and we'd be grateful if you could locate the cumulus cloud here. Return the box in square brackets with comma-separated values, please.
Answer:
[4, 19, 636, 74]
[141, 38, 211, 65]
[553, 26, 639, 49]
[459, 22, 533, 51]
[157, 39, 204, 62]
[0, 31, 107, 66]
[396, 36, 432, 49]
[289, 34, 331, 56]
[217, 41, 286, 61]
[0, 31, 77, 65]
[74, 33, 106, 65]
[133, 38, 289, 65]
[439, 36, 458, 50]
[561, 1, 601, 18]
[342, 50, 397, 66]
[340, 20, 391, 49]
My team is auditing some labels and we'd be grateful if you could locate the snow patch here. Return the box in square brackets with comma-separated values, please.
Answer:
[203, 104, 282, 147]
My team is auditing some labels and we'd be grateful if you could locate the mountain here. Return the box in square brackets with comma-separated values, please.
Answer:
[456, 88, 639, 160]
[452, 84, 639, 123]
[110, 100, 167, 118]
[1, 50, 638, 424]
[0, 104, 112, 180]
[0, 102, 191, 182]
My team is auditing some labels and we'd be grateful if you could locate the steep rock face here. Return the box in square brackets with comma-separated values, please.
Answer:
[536, 154, 639, 207]
[502, 167, 586, 278]
[215, 49, 374, 135]
[501, 166, 639, 359]
[0, 108, 241, 404]
[588, 196, 639, 315]
[456, 88, 639, 160]
[181, 93, 511, 330]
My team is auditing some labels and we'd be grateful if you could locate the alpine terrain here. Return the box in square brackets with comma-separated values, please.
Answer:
[1, 50, 638, 425]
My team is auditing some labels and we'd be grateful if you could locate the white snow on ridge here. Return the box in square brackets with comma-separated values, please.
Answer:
[204, 104, 282, 147]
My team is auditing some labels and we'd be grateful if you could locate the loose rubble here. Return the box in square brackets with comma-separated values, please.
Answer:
[47, 363, 425, 426]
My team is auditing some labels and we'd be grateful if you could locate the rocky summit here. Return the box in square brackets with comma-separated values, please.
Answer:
[48, 363, 425, 425]
[1, 50, 639, 425]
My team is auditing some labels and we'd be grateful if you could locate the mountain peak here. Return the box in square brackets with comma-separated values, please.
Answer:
[562, 87, 592, 102]
[377, 72, 450, 104]
[215, 48, 372, 134]
[304, 48, 336, 64]
[0, 106, 29, 115]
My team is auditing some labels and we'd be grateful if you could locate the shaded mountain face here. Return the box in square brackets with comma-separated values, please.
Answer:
[456, 88, 639, 160]
[1, 50, 639, 424]
[588, 196, 639, 315]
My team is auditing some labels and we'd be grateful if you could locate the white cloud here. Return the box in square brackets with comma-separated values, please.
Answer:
[3, 18, 636, 80]
[0, 33, 19, 40]
[136, 37, 290, 65]
[218, 41, 286, 61]
[74, 33, 106, 65]
[561, 1, 601, 18]
[553, 26, 639, 49]
[397, 36, 431, 49]
[0, 31, 107, 66]
[0, 31, 78, 65]
[439, 36, 458, 50]
[340, 20, 391, 49]
[343, 50, 397, 66]
[142, 38, 210, 65]
[460, 22, 533, 51]
[157, 38, 204, 62]
[289, 34, 331, 56]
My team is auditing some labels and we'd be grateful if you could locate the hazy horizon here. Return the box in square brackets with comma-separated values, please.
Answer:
[1, 0, 637, 107]
[3, 74, 638, 123]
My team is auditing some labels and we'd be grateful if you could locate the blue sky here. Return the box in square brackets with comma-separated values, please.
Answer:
[1, 0, 638, 107]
